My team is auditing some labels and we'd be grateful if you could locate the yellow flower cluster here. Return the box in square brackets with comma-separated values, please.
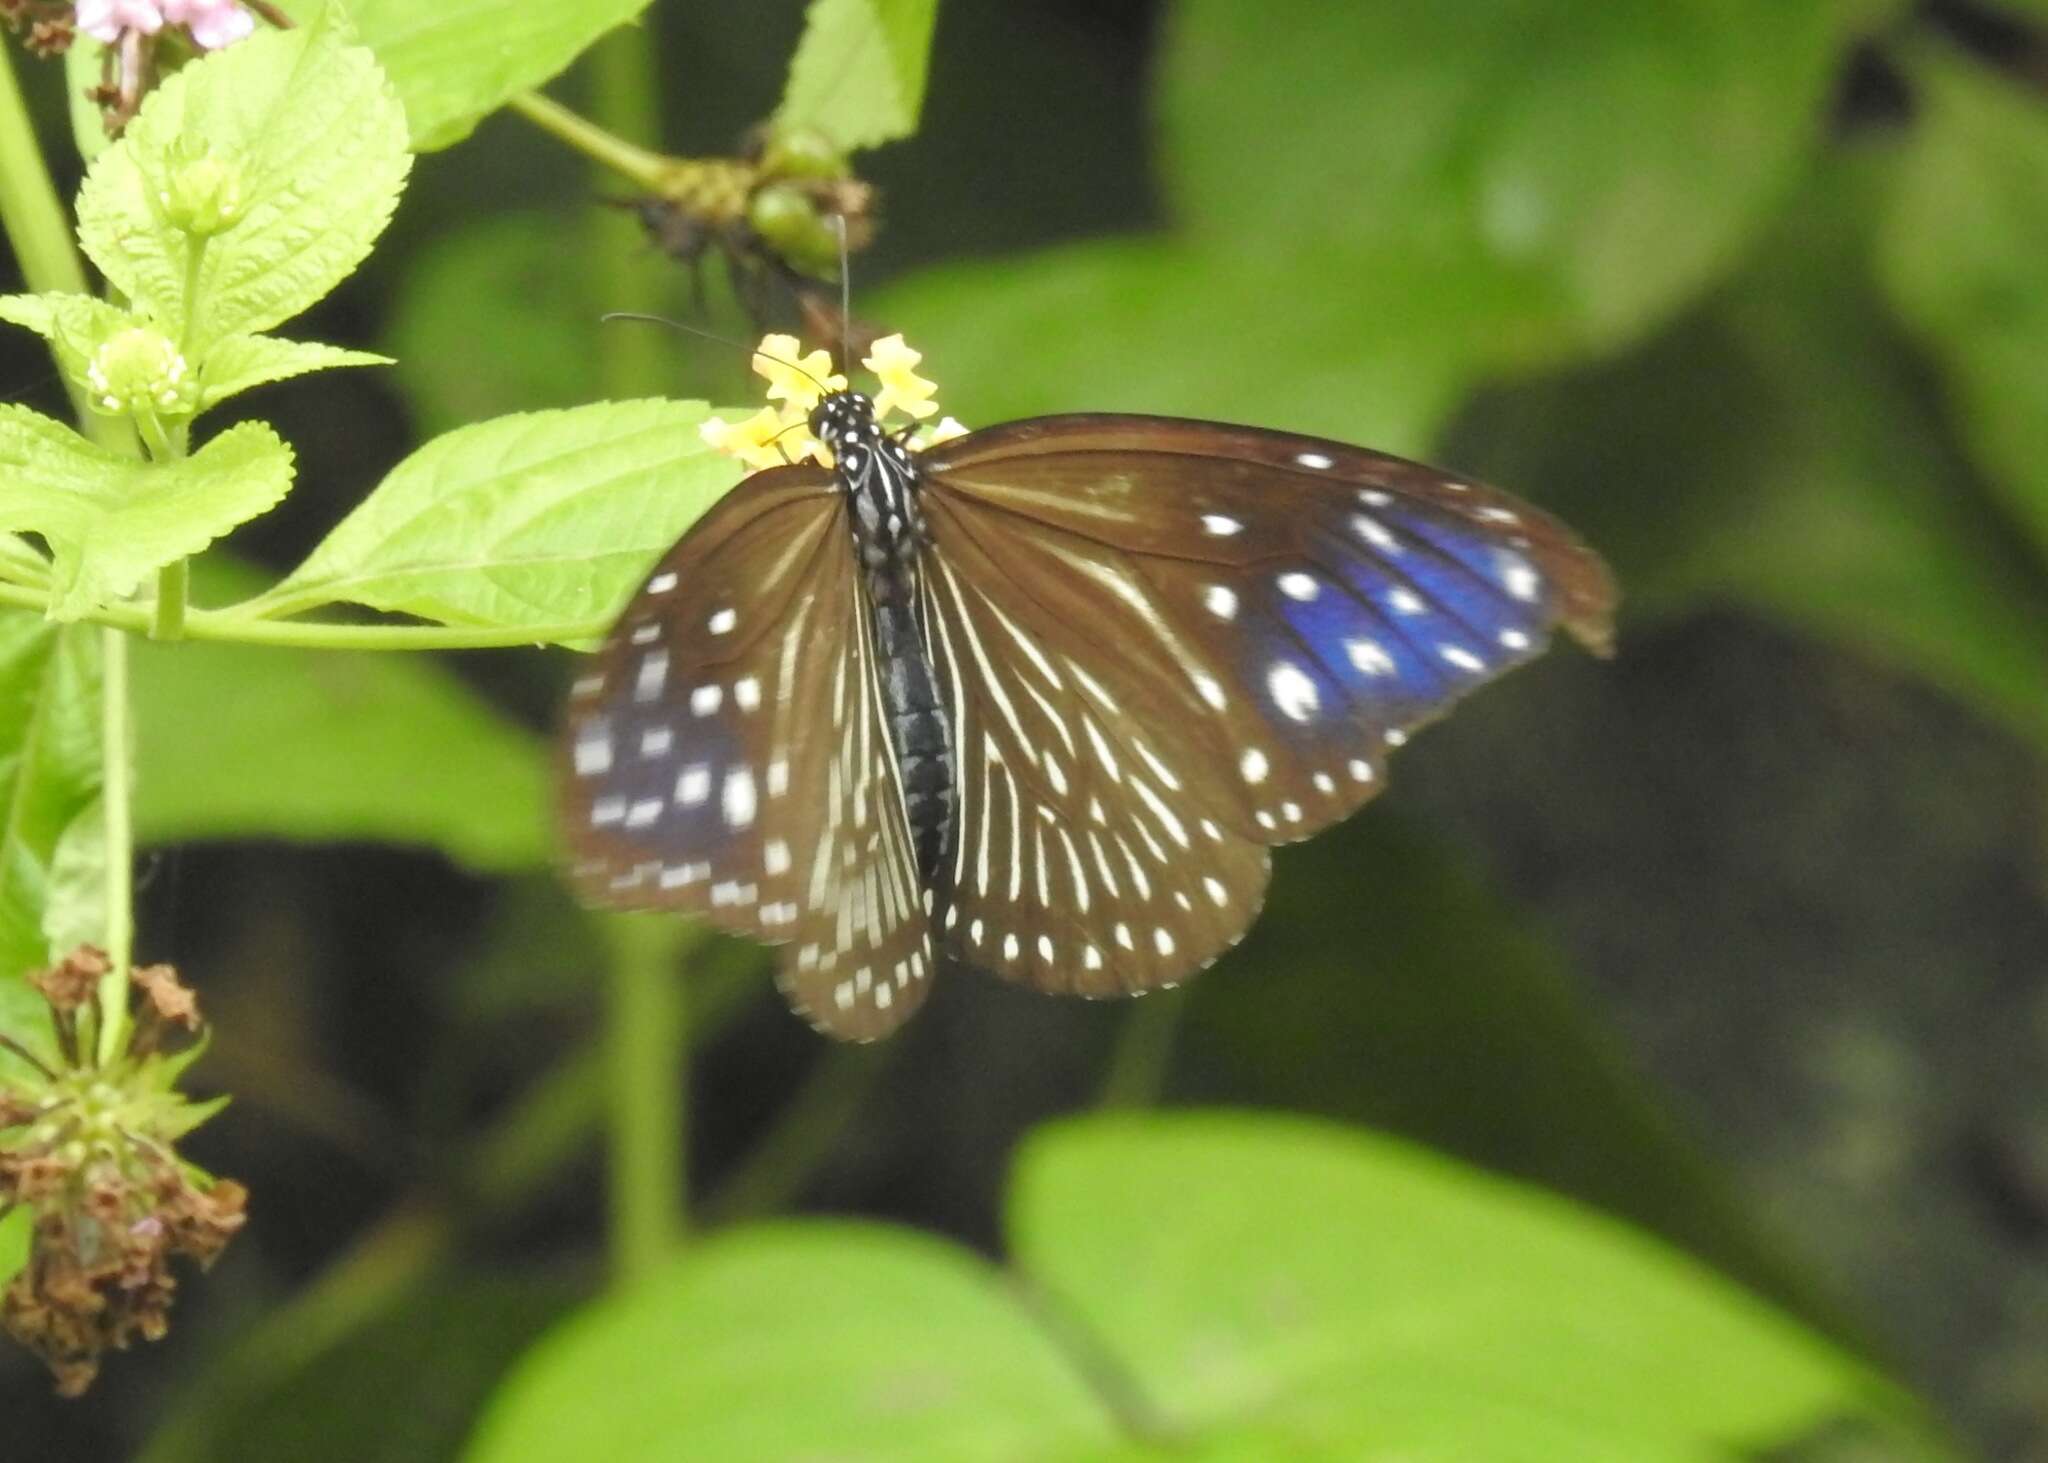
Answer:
[700, 333, 967, 472]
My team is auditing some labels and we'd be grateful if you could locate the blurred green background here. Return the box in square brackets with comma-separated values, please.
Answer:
[4, 0, 2048, 1458]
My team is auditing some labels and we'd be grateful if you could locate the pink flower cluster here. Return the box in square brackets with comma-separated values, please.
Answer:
[75, 0, 255, 50]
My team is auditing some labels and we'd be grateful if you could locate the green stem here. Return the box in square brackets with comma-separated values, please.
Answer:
[153, 559, 188, 640]
[511, 90, 674, 194]
[0, 579, 610, 649]
[601, 915, 692, 1285]
[94, 625, 133, 1065]
[1096, 987, 1187, 1109]
[587, 23, 668, 402]
[702, 1046, 890, 1225]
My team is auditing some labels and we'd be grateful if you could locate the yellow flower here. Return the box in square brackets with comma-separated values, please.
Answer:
[863, 333, 938, 420]
[752, 333, 845, 412]
[699, 334, 967, 473]
[699, 406, 807, 472]
[918, 415, 969, 447]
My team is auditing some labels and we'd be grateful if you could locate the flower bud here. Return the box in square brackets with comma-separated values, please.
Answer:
[759, 127, 848, 182]
[747, 183, 841, 280]
[83, 326, 195, 416]
[159, 142, 244, 237]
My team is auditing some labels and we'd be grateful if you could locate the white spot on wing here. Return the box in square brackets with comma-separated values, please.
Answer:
[646, 571, 678, 594]
[1240, 748, 1270, 784]
[722, 768, 757, 828]
[1268, 662, 1320, 722]
[690, 685, 722, 716]
[1200, 513, 1242, 536]
[676, 764, 710, 805]
[1296, 450, 1334, 469]
[1203, 585, 1238, 620]
[1278, 571, 1319, 601]
[708, 607, 736, 634]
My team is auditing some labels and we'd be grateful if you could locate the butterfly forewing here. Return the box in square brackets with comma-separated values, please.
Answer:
[558, 466, 933, 1040]
[919, 412, 1618, 984]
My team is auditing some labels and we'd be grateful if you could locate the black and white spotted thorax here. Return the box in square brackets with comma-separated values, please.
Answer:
[809, 390, 926, 568]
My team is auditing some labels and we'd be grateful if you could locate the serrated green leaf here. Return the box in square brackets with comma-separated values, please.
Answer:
[1013, 1114, 1933, 1458]
[1158, 0, 1896, 365]
[277, 0, 657, 151]
[0, 408, 295, 619]
[133, 630, 549, 873]
[258, 400, 738, 636]
[1877, 53, 2048, 557]
[463, 1225, 1125, 1463]
[197, 334, 392, 410]
[0, 617, 100, 1082]
[776, 0, 940, 151]
[75, 18, 411, 354]
[0, 291, 142, 397]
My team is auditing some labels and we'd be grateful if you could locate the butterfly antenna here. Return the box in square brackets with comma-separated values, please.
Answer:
[833, 213, 852, 372]
[599, 310, 834, 394]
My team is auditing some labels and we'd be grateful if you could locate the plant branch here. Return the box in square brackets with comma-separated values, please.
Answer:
[511, 90, 674, 194]
[0, 579, 610, 650]
[600, 914, 694, 1286]
[0, 45, 134, 458]
[94, 625, 133, 1065]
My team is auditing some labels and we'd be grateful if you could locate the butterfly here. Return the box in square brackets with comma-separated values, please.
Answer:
[557, 336, 1616, 1041]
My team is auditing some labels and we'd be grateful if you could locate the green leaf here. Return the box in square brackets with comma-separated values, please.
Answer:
[1012, 1113, 1930, 1459]
[1877, 53, 2048, 556]
[1157, 0, 1894, 364]
[0, 407, 295, 620]
[384, 215, 605, 439]
[132, 634, 549, 874]
[878, 234, 1515, 459]
[0, 1204, 30, 1294]
[195, 334, 392, 410]
[76, 17, 412, 354]
[0, 291, 144, 396]
[776, 0, 940, 151]
[1178, 814, 1828, 1318]
[1457, 149, 2048, 758]
[259, 400, 738, 636]
[39, 805, 105, 965]
[0, 535, 48, 586]
[0, 617, 101, 1081]
[462, 1224, 1125, 1463]
[277, 0, 658, 151]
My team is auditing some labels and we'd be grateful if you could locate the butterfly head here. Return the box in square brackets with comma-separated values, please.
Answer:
[807, 389, 882, 455]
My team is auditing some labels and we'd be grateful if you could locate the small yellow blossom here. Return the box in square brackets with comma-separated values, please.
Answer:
[863, 333, 938, 420]
[752, 333, 845, 413]
[701, 334, 967, 473]
[699, 407, 802, 472]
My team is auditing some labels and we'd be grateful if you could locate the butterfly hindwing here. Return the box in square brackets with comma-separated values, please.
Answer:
[557, 466, 932, 1040]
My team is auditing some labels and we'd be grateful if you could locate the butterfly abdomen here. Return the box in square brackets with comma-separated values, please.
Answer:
[871, 589, 956, 893]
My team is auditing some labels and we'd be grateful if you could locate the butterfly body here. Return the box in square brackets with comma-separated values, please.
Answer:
[813, 391, 958, 898]
[561, 387, 1616, 1042]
